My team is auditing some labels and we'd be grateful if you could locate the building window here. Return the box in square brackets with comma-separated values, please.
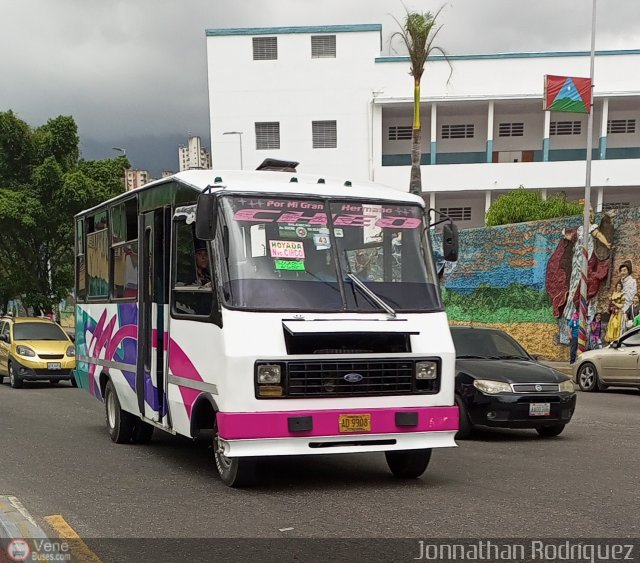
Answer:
[255, 122, 280, 150]
[498, 122, 524, 137]
[253, 37, 277, 60]
[441, 124, 474, 139]
[439, 207, 472, 221]
[388, 125, 413, 141]
[312, 120, 337, 149]
[550, 121, 582, 135]
[311, 35, 336, 58]
[607, 119, 636, 134]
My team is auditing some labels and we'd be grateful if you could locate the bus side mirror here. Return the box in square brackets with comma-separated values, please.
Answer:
[195, 192, 218, 240]
[442, 222, 459, 262]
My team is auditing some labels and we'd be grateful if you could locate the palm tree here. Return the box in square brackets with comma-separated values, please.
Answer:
[392, 7, 450, 195]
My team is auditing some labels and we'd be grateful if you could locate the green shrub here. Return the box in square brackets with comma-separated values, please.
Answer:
[485, 187, 583, 226]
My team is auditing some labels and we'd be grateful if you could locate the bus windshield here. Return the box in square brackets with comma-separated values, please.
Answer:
[217, 195, 442, 312]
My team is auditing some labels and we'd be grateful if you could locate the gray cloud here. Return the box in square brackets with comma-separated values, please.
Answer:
[1, 0, 638, 175]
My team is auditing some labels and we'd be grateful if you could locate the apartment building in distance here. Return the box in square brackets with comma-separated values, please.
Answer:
[205, 24, 640, 227]
[179, 136, 211, 171]
[125, 169, 150, 192]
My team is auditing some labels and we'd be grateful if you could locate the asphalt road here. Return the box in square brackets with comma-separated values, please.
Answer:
[1, 381, 639, 545]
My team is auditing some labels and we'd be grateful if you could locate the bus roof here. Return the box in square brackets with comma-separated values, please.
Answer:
[77, 170, 424, 218]
[156, 170, 423, 203]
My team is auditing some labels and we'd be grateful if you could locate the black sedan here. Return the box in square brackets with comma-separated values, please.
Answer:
[451, 326, 577, 439]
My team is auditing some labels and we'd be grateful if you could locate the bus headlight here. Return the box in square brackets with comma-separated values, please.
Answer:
[415, 361, 438, 380]
[257, 364, 281, 384]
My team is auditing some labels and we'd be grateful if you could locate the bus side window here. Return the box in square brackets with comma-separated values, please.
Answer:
[171, 219, 220, 324]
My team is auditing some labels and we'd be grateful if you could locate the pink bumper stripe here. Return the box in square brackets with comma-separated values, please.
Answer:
[217, 406, 459, 440]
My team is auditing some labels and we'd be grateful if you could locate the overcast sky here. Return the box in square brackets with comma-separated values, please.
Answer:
[2, 0, 639, 176]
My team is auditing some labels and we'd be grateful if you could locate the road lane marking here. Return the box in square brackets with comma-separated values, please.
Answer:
[44, 515, 103, 563]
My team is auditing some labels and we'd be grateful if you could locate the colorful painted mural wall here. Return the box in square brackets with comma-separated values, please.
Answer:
[436, 207, 640, 361]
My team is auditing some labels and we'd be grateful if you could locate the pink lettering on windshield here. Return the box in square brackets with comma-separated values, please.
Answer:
[233, 209, 422, 229]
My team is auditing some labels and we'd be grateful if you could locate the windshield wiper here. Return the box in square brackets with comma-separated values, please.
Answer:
[493, 354, 529, 360]
[346, 273, 396, 318]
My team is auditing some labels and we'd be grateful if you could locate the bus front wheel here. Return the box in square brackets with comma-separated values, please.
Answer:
[385, 448, 432, 479]
[213, 434, 256, 487]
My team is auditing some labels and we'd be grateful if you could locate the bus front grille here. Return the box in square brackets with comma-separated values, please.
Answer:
[287, 359, 415, 397]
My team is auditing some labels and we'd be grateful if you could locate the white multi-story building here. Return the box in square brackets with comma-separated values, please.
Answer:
[125, 169, 149, 191]
[206, 24, 640, 227]
[178, 136, 211, 171]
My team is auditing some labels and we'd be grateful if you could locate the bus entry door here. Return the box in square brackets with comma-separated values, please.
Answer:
[137, 208, 171, 425]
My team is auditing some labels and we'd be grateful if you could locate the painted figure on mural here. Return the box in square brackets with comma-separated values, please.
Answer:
[618, 260, 637, 318]
[546, 209, 614, 322]
[589, 312, 603, 350]
[605, 281, 625, 343]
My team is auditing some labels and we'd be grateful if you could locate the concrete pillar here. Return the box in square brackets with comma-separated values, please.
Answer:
[543, 111, 551, 162]
[430, 104, 437, 165]
[599, 98, 609, 160]
[596, 187, 604, 213]
[429, 192, 436, 229]
[486, 101, 495, 163]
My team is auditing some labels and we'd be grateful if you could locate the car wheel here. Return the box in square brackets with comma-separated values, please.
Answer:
[0, 374, 3, 385]
[455, 395, 473, 440]
[9, 363, 23, 389]
[385, 448, 432, 478]
[577, 362, 602, 392]
[131, 419, 154, 444]
[70, 372, 78, 388]
[213, 431, 256, 487]
[536, 424, 565, 438]
[104, 380, 136, 444]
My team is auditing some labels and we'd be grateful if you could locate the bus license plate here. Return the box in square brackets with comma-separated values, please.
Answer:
[339, 414, 371, 433]
[529, 403, 550, 416]
[48, 362, 61, 370]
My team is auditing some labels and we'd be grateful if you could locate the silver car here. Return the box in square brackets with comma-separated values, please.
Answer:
[574, 327, 640, 391]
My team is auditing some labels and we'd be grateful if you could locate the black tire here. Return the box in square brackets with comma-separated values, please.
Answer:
[577, 362, 602, 392]
[70, 372, 78, 388]
[9, 363, 23, 389]
[213, 432, 256, 487]
[104, 380, 136, 444]
[536, 424, 566, 438]
[0, 375, 4, 385]
[385, 448, 432, 478]
[131, 419, 155, 444]
[455, 395, 473, 440]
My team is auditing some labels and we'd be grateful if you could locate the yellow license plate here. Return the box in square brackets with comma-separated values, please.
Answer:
[339, 414, 371, 433]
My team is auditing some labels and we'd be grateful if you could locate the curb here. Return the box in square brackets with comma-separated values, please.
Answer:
[0, 496, 48, 540]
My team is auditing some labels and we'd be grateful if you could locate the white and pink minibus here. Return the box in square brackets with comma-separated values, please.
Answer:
[74, 167, 459, 486]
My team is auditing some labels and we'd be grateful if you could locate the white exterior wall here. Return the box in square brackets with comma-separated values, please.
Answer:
[206, 26, 640, 224]
[207, 28, 380, 179]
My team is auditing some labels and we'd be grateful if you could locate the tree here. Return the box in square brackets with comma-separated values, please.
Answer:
[0, 111, 128, 313]
[485, 187, 583, 226]
[392, 7, 450, 196]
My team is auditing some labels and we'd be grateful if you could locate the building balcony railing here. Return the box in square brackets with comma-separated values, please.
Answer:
[382, 147, 640, 166]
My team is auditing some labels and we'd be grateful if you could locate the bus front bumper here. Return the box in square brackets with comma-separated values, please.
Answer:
[216, 406, 458, 457]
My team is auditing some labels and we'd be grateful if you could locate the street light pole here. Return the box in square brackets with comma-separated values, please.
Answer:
[223, 131, 244, 170]
[578, 0, 598, 356]
[112, 146, 127, 157]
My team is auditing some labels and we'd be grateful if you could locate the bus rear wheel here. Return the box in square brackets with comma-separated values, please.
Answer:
[385, 448, 432, 479]
[104, 380, 135, 444]
[213, 433, 256, 488]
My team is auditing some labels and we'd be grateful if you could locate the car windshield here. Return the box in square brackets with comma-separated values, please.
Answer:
[451, 329, 529, 360]
[13, 322, 68, 341]
[217, 195, 441, 312]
